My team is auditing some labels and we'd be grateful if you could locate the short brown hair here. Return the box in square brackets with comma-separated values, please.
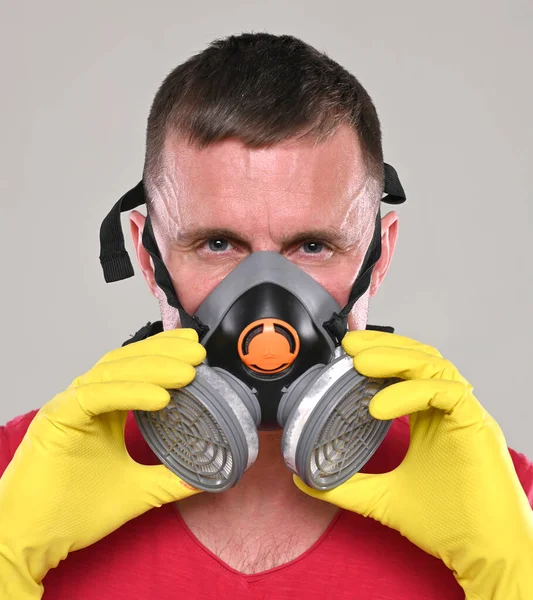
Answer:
[144, 33, 384, 202]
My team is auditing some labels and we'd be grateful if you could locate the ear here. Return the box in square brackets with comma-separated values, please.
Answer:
[129, 210, 159, 298]
[369, 211, 399, 297]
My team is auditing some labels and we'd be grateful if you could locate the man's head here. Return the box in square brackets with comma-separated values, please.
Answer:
[130, 33, 398, 330]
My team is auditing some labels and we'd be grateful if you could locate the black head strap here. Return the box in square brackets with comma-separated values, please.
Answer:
[99, 181, 145, 282]
[99, 162, 406, 342]
[141, 213, 209, 335]
[382, 163, 407, 205]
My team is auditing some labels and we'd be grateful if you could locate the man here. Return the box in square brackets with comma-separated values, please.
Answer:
[1, 33, 532, 599]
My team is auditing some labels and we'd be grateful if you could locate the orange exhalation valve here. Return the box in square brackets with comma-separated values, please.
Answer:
[237, 319, 300, 374]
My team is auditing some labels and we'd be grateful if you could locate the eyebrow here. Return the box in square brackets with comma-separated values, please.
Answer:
[175, 227, 352, 249]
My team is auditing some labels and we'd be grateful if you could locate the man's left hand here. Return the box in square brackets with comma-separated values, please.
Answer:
[294, 330, 533, 599]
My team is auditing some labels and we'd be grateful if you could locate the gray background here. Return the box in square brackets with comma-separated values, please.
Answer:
[1, 1, 531, 453]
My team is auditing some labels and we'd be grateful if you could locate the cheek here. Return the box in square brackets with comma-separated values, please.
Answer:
[301, 258, 363, 309]
[162, 250, 235, 315]
[323, 275, 352, 308]
[310, 263, 370, 333]
[169, 266, 220, 315]
[174, 276, 213, 315]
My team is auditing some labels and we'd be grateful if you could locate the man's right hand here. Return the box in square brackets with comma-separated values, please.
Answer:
[0, 328, 206, 599]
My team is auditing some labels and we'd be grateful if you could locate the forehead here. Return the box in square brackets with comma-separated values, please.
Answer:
[156, 125, 372, 232]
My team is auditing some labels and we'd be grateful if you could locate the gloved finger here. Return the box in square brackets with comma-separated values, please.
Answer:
[342, 330, 443, 359]
[134, 463, 202, 504]
[293, 471, 395, 520]
[75, 355, 197, 389]
[354, 347, 468, 385]
[74, 381, 172, 417]
[154, 328, 200, 342]
[99, 336, 206, 366]
[368, 379, 481, 424]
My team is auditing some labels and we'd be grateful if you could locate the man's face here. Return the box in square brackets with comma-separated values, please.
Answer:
[131, 124, 398, 330]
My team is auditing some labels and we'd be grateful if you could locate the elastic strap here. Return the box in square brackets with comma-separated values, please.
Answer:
[99, 181, 145, 282]
[141, 214, 209, 335]
[323, 163, 406, 343]
[323, 209, 382, 342]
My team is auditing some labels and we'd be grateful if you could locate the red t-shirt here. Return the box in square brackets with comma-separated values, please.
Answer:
[1, 410, 532, 600]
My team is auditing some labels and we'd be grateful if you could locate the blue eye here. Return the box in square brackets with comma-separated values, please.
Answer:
[208, 239, 229, 252]
[303, 242, 323, 254]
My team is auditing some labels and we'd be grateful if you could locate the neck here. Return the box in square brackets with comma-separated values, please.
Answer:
[176, 428, 339, 570]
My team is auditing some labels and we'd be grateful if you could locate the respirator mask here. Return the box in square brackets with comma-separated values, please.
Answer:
[99, 163, 406, 493]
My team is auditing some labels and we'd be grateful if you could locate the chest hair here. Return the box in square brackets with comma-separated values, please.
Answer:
[199, 525, 313, 574]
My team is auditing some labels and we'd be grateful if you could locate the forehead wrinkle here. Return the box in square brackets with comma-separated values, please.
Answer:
[245, 145, 305, 193]
[151, 127, 375, 247]
[150, 170, 375, 251]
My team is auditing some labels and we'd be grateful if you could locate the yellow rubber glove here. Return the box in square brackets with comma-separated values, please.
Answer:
[294, 330, 533, 600]
[0, 328, 206, 600]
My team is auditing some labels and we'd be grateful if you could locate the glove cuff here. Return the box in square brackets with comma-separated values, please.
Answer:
[0, 544, 44, 600]
[459, 553, 533, 600]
